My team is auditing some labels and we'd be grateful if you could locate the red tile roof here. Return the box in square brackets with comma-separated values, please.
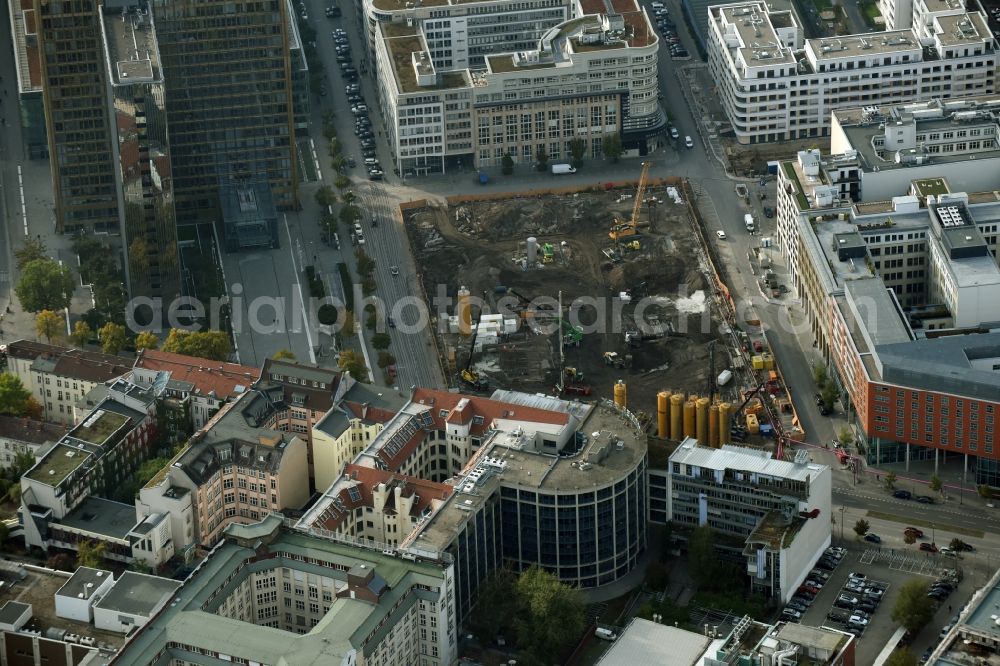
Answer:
[315, 463, 453, 531]
[0, 416, 67, 445]
[343, 401, 398, 425]
[411, 388, 570, 435]
[134, 349, 259, 399]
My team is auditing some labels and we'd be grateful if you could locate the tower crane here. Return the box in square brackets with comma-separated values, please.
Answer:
[609, 161, 652, 242]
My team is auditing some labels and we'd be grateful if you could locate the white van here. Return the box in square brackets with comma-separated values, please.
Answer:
[651, 1, 664, 8]
[744, 213, 755, 232]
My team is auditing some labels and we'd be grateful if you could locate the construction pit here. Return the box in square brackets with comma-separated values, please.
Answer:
[403, 181, 749, 419]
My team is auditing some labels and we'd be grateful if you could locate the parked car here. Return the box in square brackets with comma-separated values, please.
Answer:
[798, 584, 819, 596]
[864, 533, 882, 543]
[857, 600, 878, 613]
[848, 572, 867, 581]
[716, 230, 727, 240]
[835, 595, 858, 608]
[787, 600, 808, 613]
[827, 610, 850, 622]
[894, 490, 913, 500]
[919, 542, 939, 553]
[781, 608, 802, 621]
[916, 496, 935, 504]
[940, 547, 959, 558]
[815, 559, 836, 571]
[809, 570, 830, 582]
[848, 615, 869, 627]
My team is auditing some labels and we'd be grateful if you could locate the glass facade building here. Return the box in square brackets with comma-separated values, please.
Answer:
[100, 4, 180, 301]
[36, 0, 120, 234]
[499, 456, 647, 588]
[151, 0, 299, 223]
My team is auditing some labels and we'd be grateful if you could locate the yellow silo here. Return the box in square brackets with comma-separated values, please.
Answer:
[657, 391, 670, 439]
[457, 286, 472, 336]
[709, 403, 720, 447]
[614, 380, 627, 409]
[718, 402, 731, 446]
[670, 394, 684, 439]
[683, 399, 696, 438]
[696, 397, 710, 444]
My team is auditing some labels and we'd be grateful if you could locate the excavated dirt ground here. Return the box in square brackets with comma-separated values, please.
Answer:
[404, 186, 740, 416]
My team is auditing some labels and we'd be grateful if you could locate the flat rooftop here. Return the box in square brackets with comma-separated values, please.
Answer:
[60, 496, 140, 541]
[671, 441, 827, 483]
[26, 443, 91, 486]
[808, 31, 919, 60]
[101, 6, 161, 84]
[69, 409, 130, 446]
[934, 12, 991, 47]
[714, 3, 796, 67]
[94, 571, 180, 617]
[844, 279, 913, 347]
[596, 617, 711, 665]
[746, 510, 806, 550]
[56, 567, 114, 602]
[381, 22, 469, 94]
[877, 332, 1000, 400]
[9, 0, 42, 94]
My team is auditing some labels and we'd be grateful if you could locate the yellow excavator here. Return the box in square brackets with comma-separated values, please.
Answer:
[460, 293, 489, 391]
[609, 161, 652, 242]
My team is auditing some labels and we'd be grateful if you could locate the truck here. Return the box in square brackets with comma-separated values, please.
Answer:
[744, 213, 755, 232]
[551, 163, 576, 175]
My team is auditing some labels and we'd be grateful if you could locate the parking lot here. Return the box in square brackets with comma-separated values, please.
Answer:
[785, 544, 977, 664]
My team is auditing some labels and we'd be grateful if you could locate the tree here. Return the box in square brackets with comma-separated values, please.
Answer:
[334, 174, 351, 190]
[315, 184, 337, 207]
[129, 238, 150, 273]
[812, 363, 828, 386]
[949, 538, 967, 552]
[820, 380, 838, 412]
[99, 322, 127, 355]
[930, 474, 943, 494]
[0, 373, 32, 416]
[134, 331, 160, 352]
[467, 569, 519, 644]
[568, 138, 587, 169]
[162, 330, 232, 361]
[513, 566, 585, 665]
[35, 310, 62, 344]
[71, 320, 93, 347]
[853, 519, 870, 538]
[501, 152, 514, 175]
[76, 540, 107, 569]
[14, 237, 47, 271]
[15, 258, 75, 313]
[602, 133, 623, 163]
[687, 525, 737, 591]
[46, 553, 73, 571]
[377, 351, 396, 368]
[978, 484, 993, 499]
[339, 204, 361, 226]
[371, 332, 391, 350]
[337, 349, 368, 382]
[884, 471, 897, 490]
[342, 310, 356, 336]
[903, 531, 916, 545]
[892, 579, 935, 632]
[887, 647, 918, 666]
[355, 251, 375, 277]
[838, 426, 854, 447]
[535, 145, 549, 171]
[272, 349, 296, 360]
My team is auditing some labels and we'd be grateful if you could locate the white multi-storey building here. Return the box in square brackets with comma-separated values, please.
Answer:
[707, 0, 997, 144]
[370, 0, 663, 174]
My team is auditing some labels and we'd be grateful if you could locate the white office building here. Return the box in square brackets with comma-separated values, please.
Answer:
[370, 0, 663, 174]
[707, 0, 996, 144]
[666, 440, 832, 603]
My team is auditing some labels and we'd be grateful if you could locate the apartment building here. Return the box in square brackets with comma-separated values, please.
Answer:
[99, 5, 180, 301]
[130, 349, 261, 431]
[371, 0, 663, 174]
[707, 0, 997, 143]
[661, 440, 832, 603]
[775, 104, 1000, 479]
[302, 388, 648, 619]
[0, 416, 66, 469]
[112, 516, 458, 666]
[5, 340, 132, 425]
[151, 0, 299, 221]
[35, 0, 119, 234]
[140, 389, 310, 549]
[20, 380, 159, 561]
[7, 0, 48, 159]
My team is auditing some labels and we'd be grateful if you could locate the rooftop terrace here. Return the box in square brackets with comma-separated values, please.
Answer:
[382, 22, 469, 94]
[26, 443, 91, 486]
[101, 6, 161, 84]
[69, 409, 130, 446]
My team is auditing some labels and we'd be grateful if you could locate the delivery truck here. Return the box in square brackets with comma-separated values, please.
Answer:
[551, 163, 576, 175]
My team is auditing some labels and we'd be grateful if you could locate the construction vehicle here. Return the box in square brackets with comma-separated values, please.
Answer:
[609, 161, 651, 242]
[728, 382, 765, 441]
[542, 243, 555, 263]
[559, 318, 583, 346]
[559, 367, 592, 396]
[460, 295, 489, 391]
[603, 351, 630, 369]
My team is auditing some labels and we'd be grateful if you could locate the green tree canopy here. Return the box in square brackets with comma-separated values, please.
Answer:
[272, 349, 296, 360]
[0, 374, 33, 416]
[501, 152, 514, 175]
[513, 566, 585, 665]
[887, 647, 918, 666]
[337, 349, 368, 382]
[930, 474, 943, 493]
[535, 146, 549, 171]
[134, 331, 160, 352]
[76, 540, 107, 569]
[14, 237, 47, 271]
[15, 258, 75, 312]
[885, 471, 898, 490]
[892, 579, 935, 632]
[371, 332, 391, 350]
[162, 330, 232, 361]
[71, 320, 93, 347]
[853, 519, 870, 538]
[602, 134, 623, 163]
[568, 138, 587, 169]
